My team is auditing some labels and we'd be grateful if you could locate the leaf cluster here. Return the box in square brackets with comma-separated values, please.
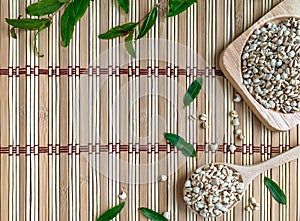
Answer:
[99, 6, 158, 58]
[99, 0, 197, 57]
[6, 0, 90, 56]
[6, 0, 197, 57]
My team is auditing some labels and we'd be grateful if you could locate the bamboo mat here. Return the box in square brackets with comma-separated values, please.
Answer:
[0, 0, 299, 220]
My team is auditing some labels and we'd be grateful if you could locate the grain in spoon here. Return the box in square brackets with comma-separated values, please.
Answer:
[184, 145, 300, 217]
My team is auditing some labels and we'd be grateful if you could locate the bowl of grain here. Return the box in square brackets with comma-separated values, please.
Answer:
[220, 0, 300, 131]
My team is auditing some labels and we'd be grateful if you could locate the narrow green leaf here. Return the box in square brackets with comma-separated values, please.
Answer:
[264, 177, 287, 205]
[99, 22, 137, 39]
[125, 29, 136, 58]
[168, 0, 197, 17]
[164, 132, 181, 145]
[176, 139, 197, 157]
[61, 3, 76, 47]
[184, 76, 203, 107]
[117, 0, 129, 14]
[73, 0, 90, 22]
[6, 18, 49, 30]
[139, 208, 168, 221]
[26, 0, 64, 16]
[97, 202, 125, 221]
[136, 7, 157, 39]
[58, 0, 68, 2]
[164, 133, 197, 157]
[10, 28, 17, 39]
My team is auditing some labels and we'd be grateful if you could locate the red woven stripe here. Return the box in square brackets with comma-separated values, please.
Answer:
[0, 68, 224, 76]
[0, 144, 284, 155]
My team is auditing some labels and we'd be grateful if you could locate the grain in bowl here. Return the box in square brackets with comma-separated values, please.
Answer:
[241, 17, 300, 113]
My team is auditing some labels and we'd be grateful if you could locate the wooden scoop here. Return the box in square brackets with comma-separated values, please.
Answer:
[185, 146, 300, 217]
[219, 0, 300, 131]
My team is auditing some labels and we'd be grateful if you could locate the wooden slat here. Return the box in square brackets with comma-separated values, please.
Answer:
[0, 75, 9, 220]
[39, 75, 49, 220]
[59, 75, 68, 220]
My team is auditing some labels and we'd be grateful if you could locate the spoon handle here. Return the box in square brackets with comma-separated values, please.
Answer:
[237, 146, 300, 185]
[228, 146, 300, 185]
[256, 145, 300, 173]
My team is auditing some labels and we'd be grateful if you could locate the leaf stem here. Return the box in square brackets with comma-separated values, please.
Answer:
[137, 11, 151, 24]
[49, 0, 70, 20]
[137, 0, 164, 24]
[155, 0, 164, 8]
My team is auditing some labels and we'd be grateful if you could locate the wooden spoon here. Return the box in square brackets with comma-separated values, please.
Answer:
[185, 146, 300, 217]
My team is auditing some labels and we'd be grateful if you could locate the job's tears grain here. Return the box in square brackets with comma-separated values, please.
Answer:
[183, 164, 245, 217]
[242, 18, 300, 113]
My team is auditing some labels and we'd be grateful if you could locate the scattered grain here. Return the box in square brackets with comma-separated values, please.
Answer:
[202, 121, 209, 129]
[233, 94, 242, 102]
[160, 175, 167, 182]
[229, 144, 237, 153]
[199, 113, 208, 121]
[163, 211, 170, 219]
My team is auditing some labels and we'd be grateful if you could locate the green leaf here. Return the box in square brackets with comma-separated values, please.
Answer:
[97, 202, 125, 221]
[10, 28, 17, 39]
[26, 0, 64, 16]
[61, 3, 76, 47]
[125, 29, 136, 58]
[168, 0, 197, 17]
[6, 18, 49, 30]
[264, 177, 287, 205]
[184, 76, 203, 107]
[164, 133, 196, 157]
[136, 7, 157, 39]
[139, 208, 168, 221]
[73, 0, 90, 22]
[99, 22, 137, 39]
[117, 0, 129, 14]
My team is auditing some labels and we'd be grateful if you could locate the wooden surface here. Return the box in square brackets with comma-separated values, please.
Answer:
[0, 0, 300, 221]
[220, 0, 300, 131]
